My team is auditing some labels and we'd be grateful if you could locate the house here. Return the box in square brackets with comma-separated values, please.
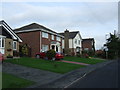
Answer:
[59, 30, 82, 56]
[0, 20, 22, 58]
[14, 23, 64, 57]
[82, 38, 95, 54]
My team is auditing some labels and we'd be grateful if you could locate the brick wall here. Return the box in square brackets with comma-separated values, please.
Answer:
[82, 40, 93, 51]
[17, 31, 63, 57]
[5, 38, 13, 57]
[17, 31, 40, 57]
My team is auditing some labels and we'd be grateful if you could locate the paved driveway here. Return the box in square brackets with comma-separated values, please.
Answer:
[2, 62, 63, 87]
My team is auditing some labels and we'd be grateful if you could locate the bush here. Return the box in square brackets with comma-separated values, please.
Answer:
[76, 53, 81, 57]
[82, 53, 89, 58]
[13, 51, 19, 57]
[46, 49, 56, 60]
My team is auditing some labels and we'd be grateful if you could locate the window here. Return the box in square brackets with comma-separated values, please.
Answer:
[78, 40, 80, 45]
[51, 35, 54, 40]
[13, 41, 17, 50]
[56, 36, 61, 41]
[84, 48, 89, 51]
[0, 38, 5, 48]
[42, 32, 48, 38]
[75, 39, 77, 44]
[42, 45, 48, 52]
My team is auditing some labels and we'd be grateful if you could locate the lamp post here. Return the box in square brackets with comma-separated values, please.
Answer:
[105, 47, 108, 59]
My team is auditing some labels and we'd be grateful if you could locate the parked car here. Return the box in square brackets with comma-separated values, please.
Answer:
[35, 51, 64, 60]
[0, 53, 4, 62]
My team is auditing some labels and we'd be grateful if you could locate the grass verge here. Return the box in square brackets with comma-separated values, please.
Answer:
[2, 72, 35, 88]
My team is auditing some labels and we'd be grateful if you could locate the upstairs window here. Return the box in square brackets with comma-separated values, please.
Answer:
[75, 39, 77, 44]
[78, 40, 80, 45]
[13, 41, 17, 50]
[56, 36, 61, 41]
[42, 32, 48, 38]
[51, 35, 54, 40]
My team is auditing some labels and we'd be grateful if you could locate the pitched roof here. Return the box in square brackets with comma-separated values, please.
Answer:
[0, 20, 22, 42]
[14, 23, 55, 33]
[59, 31, 79, 39]
[14, 23, 64, 38]
[82, 38, 95, 43]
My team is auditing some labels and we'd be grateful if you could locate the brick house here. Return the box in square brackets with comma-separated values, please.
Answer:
[59, 30, 82, 56]
[14, 23, 64, 57]
[0, 20, 22, 58]
[82, 38, 95, 53]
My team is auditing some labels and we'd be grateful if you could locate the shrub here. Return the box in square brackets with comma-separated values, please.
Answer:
[82, 53, 89, 58]
[13, 51, 19, 57]
[46, 49, 56, 60]
[76, 53, 81, 57]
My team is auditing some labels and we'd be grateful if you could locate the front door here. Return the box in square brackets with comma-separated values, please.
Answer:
[0, 37, 5, 54]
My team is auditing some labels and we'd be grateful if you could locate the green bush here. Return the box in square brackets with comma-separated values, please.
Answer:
[76, 53, 81, 57]
[46, 49, 56, 60]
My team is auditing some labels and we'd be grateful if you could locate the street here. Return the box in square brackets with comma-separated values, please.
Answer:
[67, 60, 119, 88]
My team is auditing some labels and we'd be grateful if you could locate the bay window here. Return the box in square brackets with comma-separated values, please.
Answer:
[0, 38, 5, 48]
[42, 45, 48, 52]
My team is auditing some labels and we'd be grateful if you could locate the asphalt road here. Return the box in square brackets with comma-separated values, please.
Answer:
[67, 60, 119, 88]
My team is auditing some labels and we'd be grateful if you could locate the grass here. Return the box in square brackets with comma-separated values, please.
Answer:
[0, 72, 2, 89]
[4, 57, 85, 74]
[2, 72, 35, 88]
[64, 56, 106, 64]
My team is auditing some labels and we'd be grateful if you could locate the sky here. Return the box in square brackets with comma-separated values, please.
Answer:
[0, 0, 118, 50]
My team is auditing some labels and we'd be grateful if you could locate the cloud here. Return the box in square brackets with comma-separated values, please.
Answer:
[1, 2, 118, 49]
[1, 0, 120, 2]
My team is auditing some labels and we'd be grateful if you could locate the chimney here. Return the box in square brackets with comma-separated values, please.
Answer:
[64, 29, 69, 55]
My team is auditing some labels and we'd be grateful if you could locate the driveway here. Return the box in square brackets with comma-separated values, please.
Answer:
[2, 62, 63, 87]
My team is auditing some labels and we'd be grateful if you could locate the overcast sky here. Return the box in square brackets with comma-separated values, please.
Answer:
[0, 0, 118, 50]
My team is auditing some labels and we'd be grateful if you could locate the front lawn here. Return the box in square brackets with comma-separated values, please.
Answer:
[64, 56, 106, 64]
[2, 72, 35, 88]
[4, 57, 85, 74]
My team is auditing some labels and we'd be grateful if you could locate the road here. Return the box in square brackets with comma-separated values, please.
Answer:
[67, 60, 119, 88]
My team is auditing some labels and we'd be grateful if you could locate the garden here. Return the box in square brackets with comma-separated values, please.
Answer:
[4, 57, 86, 74]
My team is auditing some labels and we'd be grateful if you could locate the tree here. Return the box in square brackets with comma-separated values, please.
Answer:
[106, 33, 119, 59]
[19, 44, 29, 57]
[46, 49, 56, 60]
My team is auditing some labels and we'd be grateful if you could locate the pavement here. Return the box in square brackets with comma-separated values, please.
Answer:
[2, 59, 115, 88]
[59, 60, 90, 66]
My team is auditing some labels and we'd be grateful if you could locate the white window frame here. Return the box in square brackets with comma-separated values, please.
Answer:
[51, 35, 54, 40]
[42, 32, 48, 38]
[84, 48, 89, 51]
[42, 45, 48, 52]
[13, 41, 17, 50]
[56, 36, 61, 41]
[78, 40, 80, 45]
[75, 39, 77, 44]
[0, 38, 5, 48]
